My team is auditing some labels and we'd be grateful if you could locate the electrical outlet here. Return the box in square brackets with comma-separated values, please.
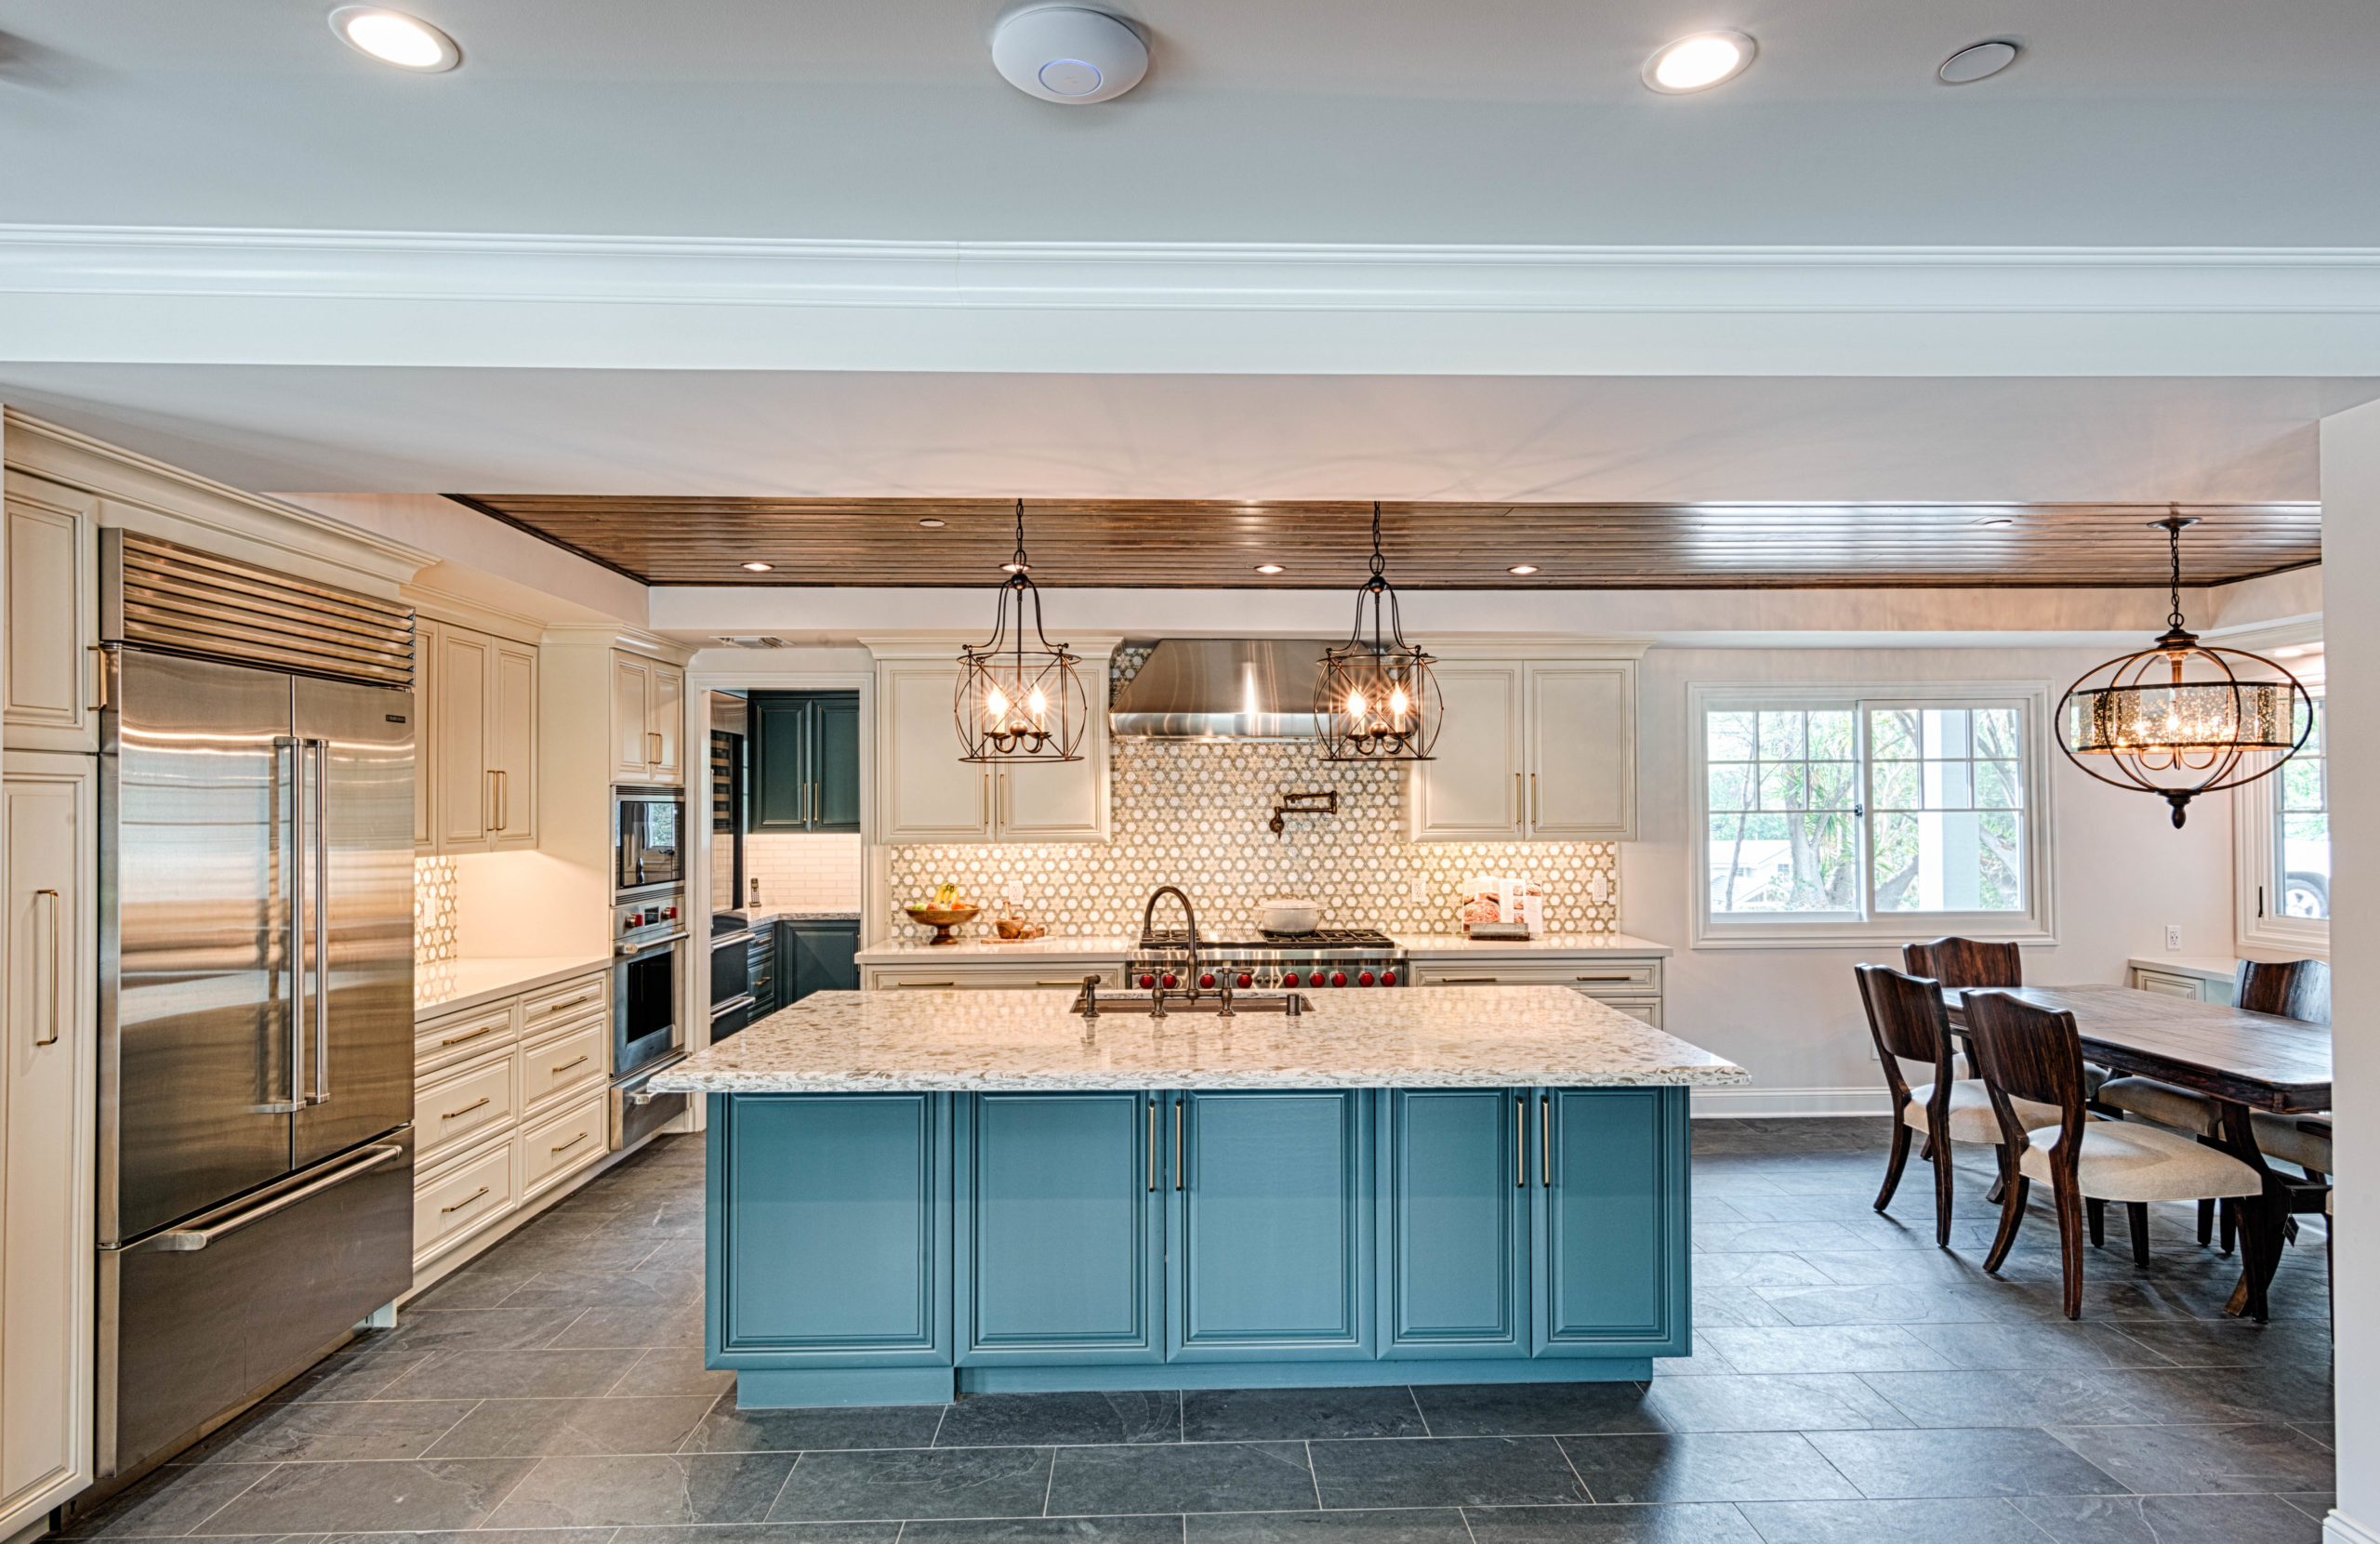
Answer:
[1408, 876, 1428, 904]
[2164, 924, 2183, 951]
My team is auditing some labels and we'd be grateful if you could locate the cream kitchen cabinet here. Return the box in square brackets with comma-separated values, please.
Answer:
[1408, 654, 1639, 843]
[870, 643, 1116, 843]
[421, 618, 537, 855]
[1410, 949, 1664, 1028]
[2, 475, 100, 755]
[612, 652, 685, 786]
[0, 752, 97, 1533]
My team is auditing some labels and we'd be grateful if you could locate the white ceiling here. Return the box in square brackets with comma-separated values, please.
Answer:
[0, 366, 2363, 501]
[4, 0, 2378, 245]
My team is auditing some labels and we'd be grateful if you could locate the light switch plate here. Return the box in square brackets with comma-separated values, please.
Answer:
[2164, 924, 2183, 951]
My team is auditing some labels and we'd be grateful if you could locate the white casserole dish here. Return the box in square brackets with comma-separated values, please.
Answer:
[1258, 897, 1323, 934]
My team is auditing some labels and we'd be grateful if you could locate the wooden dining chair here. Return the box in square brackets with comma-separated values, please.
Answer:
[1856, 965, 2058, 1246]
[1901, 937, 2022, 988]
[1964, 989, 2266, 1319]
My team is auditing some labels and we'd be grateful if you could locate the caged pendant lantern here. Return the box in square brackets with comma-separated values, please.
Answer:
[2058, 511, 2313, 827]
[956, 500, 1089, 763]
[1316, 503, 1439, 761]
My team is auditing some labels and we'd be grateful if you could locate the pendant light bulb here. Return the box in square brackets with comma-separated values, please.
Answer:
[985, 685, 1009, 721]
[1347, 688, 1368, 716]
[1389, 686, 1410, 717]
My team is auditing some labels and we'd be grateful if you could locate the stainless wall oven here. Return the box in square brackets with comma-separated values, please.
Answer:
[614, 785, 684, 899]
[611, 890, 690, 1150]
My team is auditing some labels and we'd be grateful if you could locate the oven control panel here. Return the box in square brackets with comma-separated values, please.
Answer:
[614, 891, 686, 953]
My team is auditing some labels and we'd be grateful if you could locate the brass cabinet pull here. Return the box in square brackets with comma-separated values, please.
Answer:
[33, 889, 61, 1046]
[1036, 979, 1091, 987]
[1146, 1100, 1157, 1193]
[1174, 1099, 1184, 1192]
[1576, 975, 1633, 983]
[1530, 772, 1539, 827]
[538, 992, 596, 1015]
[87, 646, 110, 711]
[1514, 1095, 1526, 1189]
[1442, 977, 1499, 984]
[1514, 771, 1522, 826]
[440, 1185, 490, 1214]
[550, 1130, 590, 1155]
[647, 730, 663, 764]
[550, 1054, 589, 1076]
[982, 770, 992, 826]
[896, 981, 956, 989]
[439, 1023, 496, 1047]
[1540, 1094, 1552, 1187]
[487, 769, 503, 831]
[442, 1096, 491, 1120]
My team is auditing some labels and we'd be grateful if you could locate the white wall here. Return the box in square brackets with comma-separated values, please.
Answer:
[1625, 646, 2238, 1115]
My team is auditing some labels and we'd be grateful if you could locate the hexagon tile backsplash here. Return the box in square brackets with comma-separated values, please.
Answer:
[886, 737, 1620, 943]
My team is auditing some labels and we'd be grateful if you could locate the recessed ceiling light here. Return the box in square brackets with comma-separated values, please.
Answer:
[1643, 31, 1755, 94]
[919, 517, 947, 528]
[1938, 39, 2020, 86]
[740, 561, 774, 572]
[1254, 563, 1286, 574]
[1508, 564, 1540, 575]
[327, 6, 461, 71]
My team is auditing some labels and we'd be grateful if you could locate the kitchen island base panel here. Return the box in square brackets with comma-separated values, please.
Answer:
[734, 1357, 1656, 1409]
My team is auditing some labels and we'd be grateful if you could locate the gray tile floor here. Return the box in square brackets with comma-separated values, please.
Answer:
[60, 1118, 2335, 1544]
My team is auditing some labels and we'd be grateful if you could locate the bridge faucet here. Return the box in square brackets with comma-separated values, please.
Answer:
[1140, 885, 1204, 1010]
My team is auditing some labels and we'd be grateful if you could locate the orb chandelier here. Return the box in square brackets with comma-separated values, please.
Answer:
[956, 500, 1089, 763]
[1316, 503, 1439, 762]
[2058, 512, 2312, 827]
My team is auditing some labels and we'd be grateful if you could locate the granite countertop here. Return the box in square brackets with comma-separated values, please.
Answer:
[647, 984, 1748, 1093]
[416, 955, 611, 1019]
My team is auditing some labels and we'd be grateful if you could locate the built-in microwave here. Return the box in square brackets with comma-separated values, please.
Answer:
[614, 785, 684, 900]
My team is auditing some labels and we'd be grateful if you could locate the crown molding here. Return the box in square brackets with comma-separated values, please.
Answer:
[7, 225, 2380, 376]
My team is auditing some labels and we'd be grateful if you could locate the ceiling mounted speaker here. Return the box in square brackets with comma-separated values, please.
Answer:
[992, 7, 1148, 104]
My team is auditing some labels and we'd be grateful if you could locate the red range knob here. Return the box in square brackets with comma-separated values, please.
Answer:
[1281, 971, 1301, 987]
[663, 906, 678, 919]
[1161, 973, 1178, 989]
[1330, 971, 1348, 987]
[621, 917, 638, 931]
[1381, 970, 1398, 986]
[1236, 972, 1253, 988]
[1358, 971, 1376, 986]
[1199, 973, 1216, 989]
[1139, 973, 1157, 989]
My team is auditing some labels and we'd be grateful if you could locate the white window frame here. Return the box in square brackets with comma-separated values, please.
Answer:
[2232, 625, 2327, 958]
[1689, 680, 2058, 949]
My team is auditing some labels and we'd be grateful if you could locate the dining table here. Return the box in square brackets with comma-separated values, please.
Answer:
[1940, 983, 2332, 1323]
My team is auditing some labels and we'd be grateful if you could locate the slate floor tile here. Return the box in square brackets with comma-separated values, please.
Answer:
[1310, 1436, 1588, 1510]
[1732, 1497, 2054, 1543]
[2279, 1492, 2335, 1521]
[405, 1269, 542, 1310]
[496, 1267, 705, 1310]
[910, 1521, 1184, 1544]
[57, 1464, 277, 1537]
[1048, 1440, 1316, 1515]
[1803, 1428, 2127, 1499]
[1900, 1322, 2173, 1372]
[614, 1526, 903, 1544]
[1687, 1254, 1839, 1287]
[1696, 1327, 1951, 1377]
[1640, 1375, 1910, 1434]
[377, 1347, 631, 1400]
[2011, 1492, 2323, 1543]
[259, 1346, 442, 1405]
[192, 1396, 479, 1462]
[768, 1445, 1057, 1522]
[422, 1394, 720, 1457]
[938, 1391, 1181, 1447]
[387, 1306, 594, 1353]
[1190, 1509, 1472, 1544]
[1853, 1370, 2186, 1430]
[485, 1451, 799, 1526]
[1411, 1381, 1659, 1438]
[190, 1458, 541, 1534]
[2107, 1320, 2334, 1369]
[1752, 1285, 2035, 1327]
[543, 1300, 707, 1349]
[2044, 1422, 2336, 1495]
[1182, 1386, 1425, 1442]
[610, 1345, 739, 1399]
[688, 1402, 949, 1453]
[1557, 1433, 1860, 1505]
[1461, 1503, 1765, 1542]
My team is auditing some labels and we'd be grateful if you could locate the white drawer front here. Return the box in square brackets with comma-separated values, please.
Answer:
[414, 1139, 516, 1263]
[1415, 959, 1661, 992]
[521, 1092, 609, 1198]
[416, 1003, 518, 1076]
[417, 1052, 518, 1165]
[866, 964, 1123, 991]
[522, 1017, 607, 1109]
[522, 972, 609, 1030]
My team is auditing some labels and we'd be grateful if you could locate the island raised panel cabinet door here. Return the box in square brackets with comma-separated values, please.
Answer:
[877, 661, 992, 842]
[1526, 663, 1636, 840]
[1531, 1087, 1689, 1359]
[1408, 663, 1525, 840]
[1379, 1089, 1528, 1359]
[1168, 1090, 1372, 1361]
[957, 1093, 1161, 1365]
[712, 1093, 951, 1366]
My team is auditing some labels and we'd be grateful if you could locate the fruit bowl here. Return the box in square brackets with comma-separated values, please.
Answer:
[904, 904, 980, 945]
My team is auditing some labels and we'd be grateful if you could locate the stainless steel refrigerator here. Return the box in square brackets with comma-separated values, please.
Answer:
[94, 532, 416, 1479]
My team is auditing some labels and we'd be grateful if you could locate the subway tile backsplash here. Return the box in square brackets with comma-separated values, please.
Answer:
[741, 832, 865, 913]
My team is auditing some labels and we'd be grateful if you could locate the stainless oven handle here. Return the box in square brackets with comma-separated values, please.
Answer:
[710, 993, 756, 1020]
[124, 1143, 405, 1253]
[616, 930, 691, 957]
[711, 930, 757, 950]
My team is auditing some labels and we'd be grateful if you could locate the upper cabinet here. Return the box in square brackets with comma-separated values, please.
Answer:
[752, 692, 861, 833]
[868, 640, 1117, 845]
[613, 652, 685, 786]
[2, 475, 99, 755]
[1408, 648, 1643, 843]
[418, 615, 538, 855]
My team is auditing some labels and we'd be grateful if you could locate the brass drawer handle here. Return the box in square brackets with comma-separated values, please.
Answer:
[550, 1130, 590, 1155]
[1540, 1094, 1551, 1187]
[1441, 977, 1499, 984]
[1146, 1100, 1157, 1193]
[896, 982, 956, 989]
[440, 1185, 491, 1214]
[549, 1054, 589, 1076]
[1576, 975, 1633, 983]
[1037, 979, 1093, 987]
[440, 1024, 497, 1048]
[538, 992, 597, 1015]
[441, 1096, 491, 1120]
[1174, 1099, 1184, 1192]
[33, 889, 60, 1047]
[1515, 1095, 1526, 1189]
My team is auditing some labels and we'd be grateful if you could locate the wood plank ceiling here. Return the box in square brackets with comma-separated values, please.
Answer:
[448, 496, 2320, 589]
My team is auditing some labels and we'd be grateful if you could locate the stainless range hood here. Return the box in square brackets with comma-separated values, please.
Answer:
[1109, 639, 1333, 740]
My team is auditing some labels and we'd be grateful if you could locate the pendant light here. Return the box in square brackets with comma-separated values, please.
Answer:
[1316, 503, 1439, 761]
[957, 500, 1089, 763]
[2058, 512, 2313, 827]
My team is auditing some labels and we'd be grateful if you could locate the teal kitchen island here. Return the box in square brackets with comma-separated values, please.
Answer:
[644, 983, 1748, 1408]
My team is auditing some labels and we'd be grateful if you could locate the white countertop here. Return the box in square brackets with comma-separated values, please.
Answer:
[647, 984, 1746, 1093]
[416, 955, 610, 1020]
[732, 909, 861, 929]
[854, 931, 1666, 964]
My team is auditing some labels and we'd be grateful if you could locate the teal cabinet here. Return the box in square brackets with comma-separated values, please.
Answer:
[1531, 1087, 1690, 1359]
[1379, 1089, 1529, 1359]
[1168, 1090, 1372, 1361]
[751, 692, 860, 833]
[957, 1092, 1162, 1365]
[708, 1093, 950, 1367]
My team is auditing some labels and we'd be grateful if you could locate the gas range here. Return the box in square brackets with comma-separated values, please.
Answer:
[1128, 927, 1408, 992]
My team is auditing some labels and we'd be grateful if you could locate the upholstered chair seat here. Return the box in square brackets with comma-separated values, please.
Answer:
[2249, 1112, 2334, 1176]
[2097, 1076, 2221, 1136]
[1904, 1079, 2060, 1144]
[2017, 1116, 2263, 1204]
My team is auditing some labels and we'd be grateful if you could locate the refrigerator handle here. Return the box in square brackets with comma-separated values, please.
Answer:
[310, 737, 331, 1105]
[262, 735, 306, 1115]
